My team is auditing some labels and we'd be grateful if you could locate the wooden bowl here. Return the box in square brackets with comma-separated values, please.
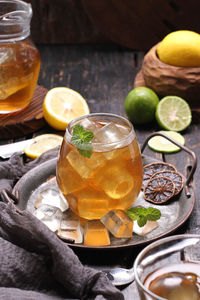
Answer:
[134, 43, 200, 108]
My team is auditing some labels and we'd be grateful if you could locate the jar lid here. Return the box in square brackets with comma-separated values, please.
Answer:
[0, 0, 32, 42]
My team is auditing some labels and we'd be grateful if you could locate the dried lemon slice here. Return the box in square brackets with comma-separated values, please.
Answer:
[143, 162, 177, 188]
[24, 134, 63, 159]
[150, 170, 184, 196]
[144, 176, 175, 204]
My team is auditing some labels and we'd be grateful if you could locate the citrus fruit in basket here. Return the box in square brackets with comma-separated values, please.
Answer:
[24, 134, 63, 159]
[157, 30, 200, 67]
[148, 131, 185, 153]
[43, 87, 90, 130]
[124, 87, 159, 125]
[155, 96, 192, 132]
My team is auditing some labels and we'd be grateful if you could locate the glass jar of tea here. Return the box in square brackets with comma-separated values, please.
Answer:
[0, 0, 40, 113]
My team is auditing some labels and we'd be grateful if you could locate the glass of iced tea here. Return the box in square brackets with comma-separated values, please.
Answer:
[134, 234, 200, 300]
[57, 113, 143, 220]
[0, 0, 40, 113]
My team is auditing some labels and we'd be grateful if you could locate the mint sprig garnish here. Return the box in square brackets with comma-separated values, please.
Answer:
[126, 206, 161, 227]
[71, 124, 94, 158]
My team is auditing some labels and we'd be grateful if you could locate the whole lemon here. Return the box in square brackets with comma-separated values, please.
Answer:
[124, 87, 159, 125]
[157, 30, 200, 67]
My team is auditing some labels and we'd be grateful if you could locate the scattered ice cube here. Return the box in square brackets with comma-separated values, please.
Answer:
[133, 220, 158, 236]
[84, 220, 110, 246]
[95, 165, 133, 199]
[57, 218, 83, 244]
[101, 209, 133, 238]
[67, 150, 105, 179]
[33, 204, 63, 232]
[35, 187, 68, 212]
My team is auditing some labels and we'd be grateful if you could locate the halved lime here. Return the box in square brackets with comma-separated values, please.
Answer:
[148, 131, 185, 153]
[155, 96, 192, 132]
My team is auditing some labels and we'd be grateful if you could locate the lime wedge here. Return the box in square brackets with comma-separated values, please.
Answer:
[148, 131, 185, 153]
[155, 96, 192, 132]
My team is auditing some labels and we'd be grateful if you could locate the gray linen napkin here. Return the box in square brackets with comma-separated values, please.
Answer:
[0, 147, 60, 193]
[0, 148, 124, 300]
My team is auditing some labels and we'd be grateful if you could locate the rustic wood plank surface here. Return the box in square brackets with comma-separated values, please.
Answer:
[0, 44, 199, 298]
[0, 85, 48, 139]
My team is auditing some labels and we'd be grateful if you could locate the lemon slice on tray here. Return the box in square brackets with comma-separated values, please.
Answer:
[148, 131, 185, 153]
[43, 87, 90, 130]
[24, 134, 63, 159]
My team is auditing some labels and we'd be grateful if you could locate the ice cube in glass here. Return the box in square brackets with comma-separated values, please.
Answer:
[95, 165, 134, 199]
[93, 122, 129, 144]
[67, 150, 105, 179]
[79, 118, 99, 131]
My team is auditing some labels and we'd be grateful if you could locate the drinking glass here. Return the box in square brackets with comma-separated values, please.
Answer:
[0, 0, 40, 113]
[134, 234, 200, 300]
[56, 113, 143, 220]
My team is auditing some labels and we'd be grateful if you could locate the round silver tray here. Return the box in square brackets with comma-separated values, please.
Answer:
[11, 132, 197, 250]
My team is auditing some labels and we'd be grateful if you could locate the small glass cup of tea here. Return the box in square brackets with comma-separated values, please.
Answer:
[134, 234, 200, 300]
[56, 113, 143, 220]
[0, 0, 40, 114]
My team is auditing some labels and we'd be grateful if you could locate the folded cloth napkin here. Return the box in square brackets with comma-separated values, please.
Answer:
[0, 148, 124, 300]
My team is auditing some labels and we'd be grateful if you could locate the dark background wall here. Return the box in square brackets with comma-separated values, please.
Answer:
[27, 0, 200, 51]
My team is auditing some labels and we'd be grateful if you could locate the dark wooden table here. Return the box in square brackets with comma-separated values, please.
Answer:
[0, 44, 199, 299]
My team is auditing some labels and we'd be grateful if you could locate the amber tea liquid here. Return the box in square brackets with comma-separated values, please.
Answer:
[57, 116, 143, 220]
[144, 262, 200, 300]
[0, 39, 40, 113]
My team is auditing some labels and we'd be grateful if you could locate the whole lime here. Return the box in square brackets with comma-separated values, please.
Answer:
[124, 87, 159, 125]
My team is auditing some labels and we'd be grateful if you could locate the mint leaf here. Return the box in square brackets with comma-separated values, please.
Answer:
[146, 207, 161, 221]
[72, 124, 84, 136]
[126, 206, 161, 227]
[137, 216, 147, 227]
[76, 142, 93, 158]
[71, 124, 94, 158]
